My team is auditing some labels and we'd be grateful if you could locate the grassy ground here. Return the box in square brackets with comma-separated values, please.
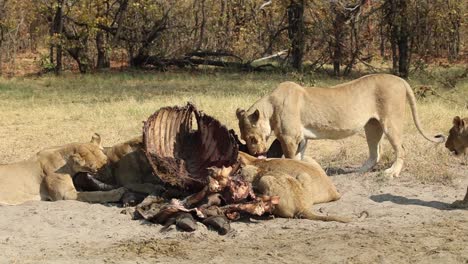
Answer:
[0, 69, 466, 183]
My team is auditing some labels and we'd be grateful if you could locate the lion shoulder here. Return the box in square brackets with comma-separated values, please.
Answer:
[271, 81, 305, 97]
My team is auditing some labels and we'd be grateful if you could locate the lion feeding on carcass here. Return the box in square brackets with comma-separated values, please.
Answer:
[237, 74, 444, 178]
[131, 103, 349, 233]
[0, 134, 125, 205]
[445, 116, 468, 209]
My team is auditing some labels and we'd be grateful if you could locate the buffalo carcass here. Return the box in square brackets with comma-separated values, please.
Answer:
[139, 102, 278, 234]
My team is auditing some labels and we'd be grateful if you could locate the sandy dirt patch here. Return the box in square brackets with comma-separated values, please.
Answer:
[0, 170, 466, 264]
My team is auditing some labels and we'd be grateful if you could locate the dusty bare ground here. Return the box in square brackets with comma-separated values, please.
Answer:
[0, 72, 467, 263]
[0, 168, 466, 264]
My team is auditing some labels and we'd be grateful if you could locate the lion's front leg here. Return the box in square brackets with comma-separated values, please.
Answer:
[278, 135, 301, 159]
[74, 188, 126, 203]
[124, 183, 165, 195]
[45, 173, 125, 203]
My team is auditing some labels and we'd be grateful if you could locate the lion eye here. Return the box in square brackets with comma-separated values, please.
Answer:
[250, 137, 258, 144]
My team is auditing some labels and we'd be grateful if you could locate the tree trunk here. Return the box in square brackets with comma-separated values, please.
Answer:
[96, 31, 110, 69]
[386, 0, 409, 78]
[56, 45, 62, 74]
[67, 47, 90, 74]
[379, 8, 385, 57]
[287, 0, 304, 71]
[330, 1, 347, 76]
[396, 0, 409, 78]
[130, 10, 169, 67]
[52, 0, 64, 74]
[447, 1, 461, 62]
[397, 0, 409, 78]
[197, 0, 206, 50]
[0, 0, 6, 74]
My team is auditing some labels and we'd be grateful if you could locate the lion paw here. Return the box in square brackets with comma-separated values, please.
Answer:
[358, 159, 378, 173]
[113, 187, 127, 199]
[384, 168, 399, 178]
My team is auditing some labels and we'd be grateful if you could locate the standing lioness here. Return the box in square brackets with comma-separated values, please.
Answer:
[237, 74, 443, 177]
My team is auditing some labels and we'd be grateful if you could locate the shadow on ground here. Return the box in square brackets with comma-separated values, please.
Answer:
[370, 193, 457, 210]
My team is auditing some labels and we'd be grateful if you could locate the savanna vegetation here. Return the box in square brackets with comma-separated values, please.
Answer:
[0, 0, 466, 77]
[0, 0, 466, 183]
[0, 69, 466, 184]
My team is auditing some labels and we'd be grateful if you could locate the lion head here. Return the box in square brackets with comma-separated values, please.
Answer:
[70, 133, 109, 173]
[236, 108, 271, 157]
[445, 116, 468, 155]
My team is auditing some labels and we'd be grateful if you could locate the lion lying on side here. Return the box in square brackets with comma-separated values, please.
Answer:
[445, 116, 468, 209]
[237, 74, 444, 178]
[0, 134, 126, 205]
[238, 151, 349, 222]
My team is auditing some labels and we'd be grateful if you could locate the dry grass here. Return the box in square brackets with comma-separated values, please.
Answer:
[0, 69, 466, 183]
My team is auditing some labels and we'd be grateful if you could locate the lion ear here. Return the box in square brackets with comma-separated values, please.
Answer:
[236, 108, 246, 119]
[461, 119, 467, 130]
[453, 116, 464, 130]
[249, 109, 260, 123]
[90, 133, 102, 147]
[453, 116, 461, 126]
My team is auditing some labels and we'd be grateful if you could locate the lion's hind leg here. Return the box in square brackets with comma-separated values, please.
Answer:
[298, 209, 351, 223]
[359, 119, 384, 173]
[381, 119, 405, 178]
[295, 172, 341, 204]
[451, 186, 468, 209]
[256, 174, 297, 218]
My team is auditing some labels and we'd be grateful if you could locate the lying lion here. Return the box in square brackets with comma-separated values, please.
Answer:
[238, 151, 349, 222]
[0, 134, 126, 205]
[236, 74, 444, 178]
[445, 116, 468, 209]
[88, 136, 164, 195]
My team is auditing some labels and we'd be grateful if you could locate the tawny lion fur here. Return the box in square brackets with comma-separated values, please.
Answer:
[100, 136, 164, 194]
[0, 134, 125, 205]
[236, 74, 443, 178]
[238, 151, 349, 222]
[445, 116, 468, 209]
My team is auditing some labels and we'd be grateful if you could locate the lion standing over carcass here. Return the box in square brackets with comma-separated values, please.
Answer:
[237, 74, 444, 178]
[445, 116, 468, 208]
[0, 134, 125, 205]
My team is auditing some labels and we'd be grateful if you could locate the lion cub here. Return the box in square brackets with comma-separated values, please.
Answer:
[238, 152, 349, 222]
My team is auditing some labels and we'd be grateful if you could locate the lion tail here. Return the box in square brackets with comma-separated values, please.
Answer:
[298, 209, 351, 223]
[403, 80, 445, 143]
